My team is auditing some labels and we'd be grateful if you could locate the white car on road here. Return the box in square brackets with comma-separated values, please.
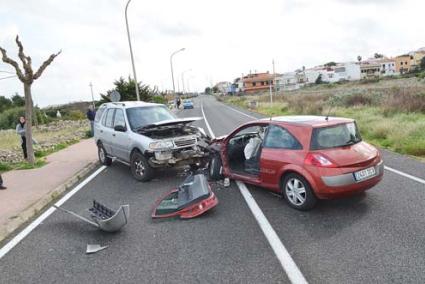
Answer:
[94, 101, 210, 181]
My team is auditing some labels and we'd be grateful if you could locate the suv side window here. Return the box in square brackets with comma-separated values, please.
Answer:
[95, 106, 106, 122]
[263, 125, 302, 150]
[103, 109, 115, 128]
[113, 109, 126, 128]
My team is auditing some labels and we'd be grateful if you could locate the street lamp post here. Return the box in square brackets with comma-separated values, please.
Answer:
[125, 0, 140, 101]
[89, 82, 96, 109]
[170, 48, 185, 97]
[181, 69, 191, 95]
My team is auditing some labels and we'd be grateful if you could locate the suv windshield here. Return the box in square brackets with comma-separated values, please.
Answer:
[311, 122, 362, 150]
[126, 106, 176, 130]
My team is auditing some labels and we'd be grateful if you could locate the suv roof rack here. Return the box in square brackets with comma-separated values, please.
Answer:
[111, 102, 126, 107]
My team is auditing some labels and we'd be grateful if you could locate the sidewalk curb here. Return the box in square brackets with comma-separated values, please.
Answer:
[0, 161, 99, 244]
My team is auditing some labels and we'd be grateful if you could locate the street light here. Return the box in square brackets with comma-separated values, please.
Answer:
[181, 69, 191, 94]
[170, 48, 185, 96]
[125, 0, 140, 101]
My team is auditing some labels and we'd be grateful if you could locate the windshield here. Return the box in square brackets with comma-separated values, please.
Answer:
[126, 106, 176, 130]
[311, 122, 362, 150]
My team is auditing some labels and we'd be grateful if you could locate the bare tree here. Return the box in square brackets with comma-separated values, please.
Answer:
[0, 35, 61, 165]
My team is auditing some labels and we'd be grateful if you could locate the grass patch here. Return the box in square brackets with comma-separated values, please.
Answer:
[222, 94, 425, 158]
[0, 158, 47, 172]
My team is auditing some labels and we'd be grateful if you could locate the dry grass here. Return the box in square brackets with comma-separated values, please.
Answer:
[221, 77, 425, 157]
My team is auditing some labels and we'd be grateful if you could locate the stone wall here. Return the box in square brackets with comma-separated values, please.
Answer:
[0, 120, 89, 164]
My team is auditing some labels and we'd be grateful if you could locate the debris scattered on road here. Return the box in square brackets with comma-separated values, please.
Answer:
[86, 244, 108, 254]
[223, 178, 230, 187]
[152, 173, 218, 219]
[54, 200, 129, 232]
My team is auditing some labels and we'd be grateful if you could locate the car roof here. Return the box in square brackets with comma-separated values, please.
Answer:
[260, 115, 354, 127]
[101, 101, 162, 109]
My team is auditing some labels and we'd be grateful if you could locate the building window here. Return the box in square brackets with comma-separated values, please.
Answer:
[401, 62, 403, 65]
[252, 82, 256, 87]
[405, 61, 408, 65]
[261, 82, 264, 86]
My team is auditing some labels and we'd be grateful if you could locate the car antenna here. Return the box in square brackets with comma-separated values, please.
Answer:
[325, 96, 336, 121]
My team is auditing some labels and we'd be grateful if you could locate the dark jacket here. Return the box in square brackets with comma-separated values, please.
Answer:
[87, 110, 96, 121]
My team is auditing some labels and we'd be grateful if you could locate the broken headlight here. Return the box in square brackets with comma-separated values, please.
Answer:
[149, 140, 174, 150]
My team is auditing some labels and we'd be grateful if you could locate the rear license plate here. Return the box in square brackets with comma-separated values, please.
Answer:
[354, 167, 376, 181]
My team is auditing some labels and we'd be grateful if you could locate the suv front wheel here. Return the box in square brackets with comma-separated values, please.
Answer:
[98, 143, 112, 166]
[130, 151, 154, 182]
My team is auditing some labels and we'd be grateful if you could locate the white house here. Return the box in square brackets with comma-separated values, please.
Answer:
[334, 63, 361, 81]
[304, 69, 321, 84]
[379, 59, 397, 76]
[277, 72, 300, 90]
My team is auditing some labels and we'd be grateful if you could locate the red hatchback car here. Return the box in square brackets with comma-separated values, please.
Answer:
[208, 116, 384, 210]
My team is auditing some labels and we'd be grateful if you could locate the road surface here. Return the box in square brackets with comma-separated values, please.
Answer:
[1, 95, 425, 283]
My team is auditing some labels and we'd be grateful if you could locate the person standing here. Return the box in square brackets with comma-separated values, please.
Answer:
[86, 106, 96, 137]
[0, 174, 6, 190]
[16, 116, 27, 159]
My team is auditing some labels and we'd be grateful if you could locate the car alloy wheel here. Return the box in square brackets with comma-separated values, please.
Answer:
[134, 159, 145, 177]
[285, 178, 306, 206]
[99, 147, 106, 163]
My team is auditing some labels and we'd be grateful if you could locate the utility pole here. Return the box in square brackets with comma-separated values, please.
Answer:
[273, 59, 277, 97]
[170, 48, 185, 100]
[89, 82, 96, 109]
[125, 0, 140, 101]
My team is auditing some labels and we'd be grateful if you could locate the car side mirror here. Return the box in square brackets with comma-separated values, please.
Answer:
[114, 125, 127, 132]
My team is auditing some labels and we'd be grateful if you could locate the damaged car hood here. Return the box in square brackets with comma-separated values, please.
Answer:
[140, 117, 202, 131]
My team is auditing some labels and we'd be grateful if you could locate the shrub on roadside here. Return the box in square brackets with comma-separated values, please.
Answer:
[0, 106, 25, 130]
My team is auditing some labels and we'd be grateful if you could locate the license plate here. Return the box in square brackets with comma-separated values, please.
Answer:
[354, 167, 376, 181]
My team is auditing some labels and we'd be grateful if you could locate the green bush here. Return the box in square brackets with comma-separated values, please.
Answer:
[151, 96, 167, 104]
[63, 110, 85, 120]
[0, 106, 25, 129]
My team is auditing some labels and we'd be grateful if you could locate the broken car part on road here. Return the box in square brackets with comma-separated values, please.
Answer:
[152, 173, 218, 219]
[54, 200, 129, 232]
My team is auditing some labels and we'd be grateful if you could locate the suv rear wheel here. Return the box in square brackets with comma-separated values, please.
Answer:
[98, 143, 112, 166]
[281, 173, 317, 210]
[130, 151, 154, 182]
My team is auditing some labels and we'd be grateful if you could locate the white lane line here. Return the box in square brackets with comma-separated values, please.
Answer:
[201, 102, 216, 139]
[0, 165, 107, 260]
[384, 166, 425, 185]
[221, 101, 425, 186]
[201, 100, 308, 284]
[224, 104, 257, 119]
[237, 181, 308, 284]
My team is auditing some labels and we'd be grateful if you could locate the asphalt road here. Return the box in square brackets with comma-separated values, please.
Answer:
[1, 95, 425, 283]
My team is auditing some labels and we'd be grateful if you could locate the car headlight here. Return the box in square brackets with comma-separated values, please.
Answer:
[149, 140, 174, 150]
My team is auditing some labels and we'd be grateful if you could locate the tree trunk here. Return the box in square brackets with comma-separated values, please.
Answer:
[24, 83, 35, 165]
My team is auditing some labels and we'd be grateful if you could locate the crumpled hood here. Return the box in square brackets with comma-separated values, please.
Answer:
[141, 117, 202, 130]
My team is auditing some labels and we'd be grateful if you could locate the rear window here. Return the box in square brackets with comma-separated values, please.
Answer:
[310, 122, 362, 150]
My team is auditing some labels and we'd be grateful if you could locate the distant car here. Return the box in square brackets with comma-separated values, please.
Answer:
[183, 99, 194, 109]
[94, 101, 210, 181]
[208, 116, 384, 210]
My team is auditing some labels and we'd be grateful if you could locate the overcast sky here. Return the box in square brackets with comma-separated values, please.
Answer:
[0, 0, 424, 107]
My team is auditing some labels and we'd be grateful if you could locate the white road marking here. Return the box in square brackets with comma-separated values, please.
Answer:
[0, 165, 107, 260]
[384, 166, 425, 185]
[223, 104, 258, 119]
[221, 100, 425, 186]
[201, 101, 216, 139]
[201, 100, 308, 284]
[237, 181, 308, 284]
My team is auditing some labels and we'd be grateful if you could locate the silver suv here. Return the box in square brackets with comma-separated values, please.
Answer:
[94, 101, 210, 181]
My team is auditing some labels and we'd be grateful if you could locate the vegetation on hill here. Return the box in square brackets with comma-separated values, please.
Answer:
[222, 77, 425, 157]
